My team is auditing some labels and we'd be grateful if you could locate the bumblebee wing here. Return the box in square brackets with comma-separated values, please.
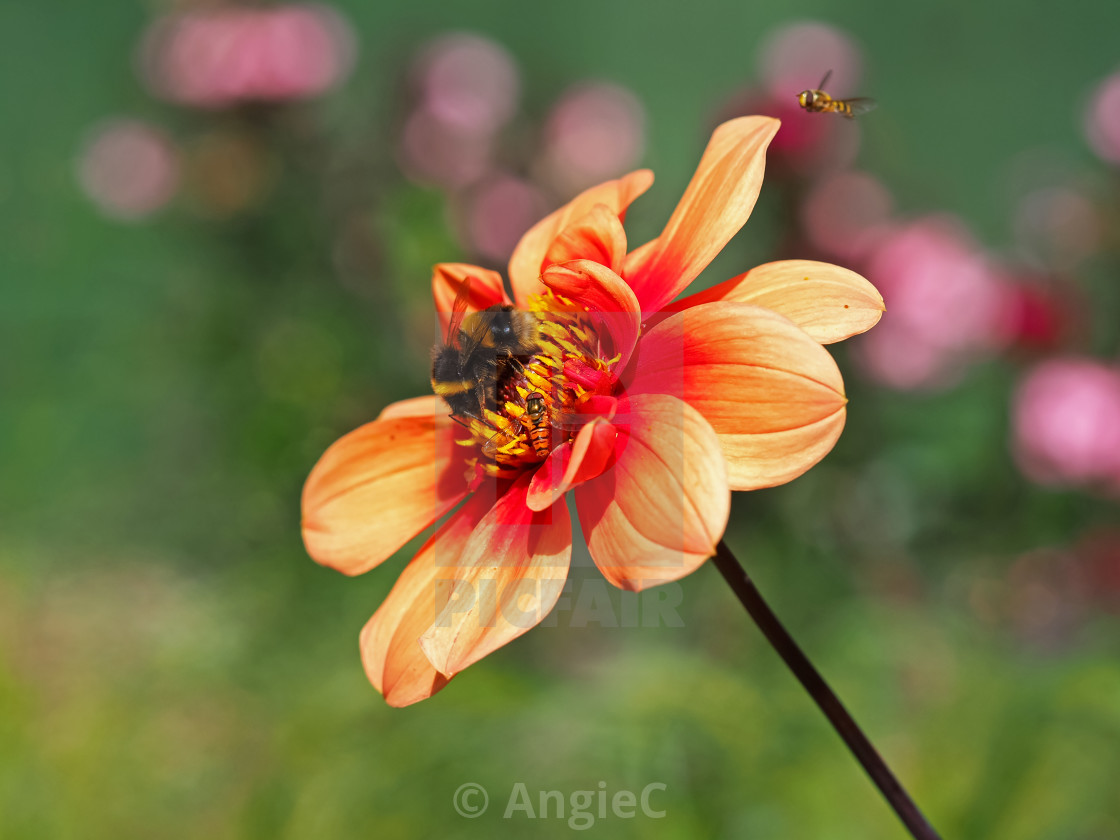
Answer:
[843, 97, 878, 116]
[818, 69, 832, 90]
[445, 277, 473, 346]
[455, 307, 491, 363]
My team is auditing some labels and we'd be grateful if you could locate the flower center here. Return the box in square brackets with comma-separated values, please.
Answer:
[459, 290, 614, 477]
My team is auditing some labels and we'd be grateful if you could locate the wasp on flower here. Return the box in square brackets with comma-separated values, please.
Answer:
[301, 116, 885, 706]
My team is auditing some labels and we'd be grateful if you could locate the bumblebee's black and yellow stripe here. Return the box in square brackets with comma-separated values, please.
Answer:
[431, 303, 541, 420]
[429, 355, 480, 418]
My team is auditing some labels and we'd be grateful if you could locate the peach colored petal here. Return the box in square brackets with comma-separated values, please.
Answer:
[431, 263, 509, 338]
[526, 418, 618, 511]
[360, 490, 494, 706]
[575, 394, 729, 591]
[541, 259, 642, 372]
[630, 302, 847, 490]
[718, 412, 847, 490]
[376, 394, 447, 420]
[624, 117, 780, 314]
[301, 414, 469, 575]
[508, 169, 654, 306]
[542, 204, 628, 275]
[664, 260, 884, 344]
[418, 474, 572, 676]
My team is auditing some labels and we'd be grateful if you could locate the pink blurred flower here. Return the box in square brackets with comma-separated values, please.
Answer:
[855, 217, 1013, 389]
[537, 82, 646, 193]
[757, 21, 864, 103]
[398, 33, 520, 189]
[77, 118, 180, 220]
[801, 170, 893, 259]
[1084, 70, 1120, 165]
[411, 33, 520, 137]
[1001, 278, 1075, 354]
[139, 4, 355, 108]
[1013, 358, 1120, 490]
[455, 174, 547, 262]
[397, 107, 494, 188]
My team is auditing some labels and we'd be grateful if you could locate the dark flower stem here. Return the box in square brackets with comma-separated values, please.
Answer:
[712, 540, 941, 840]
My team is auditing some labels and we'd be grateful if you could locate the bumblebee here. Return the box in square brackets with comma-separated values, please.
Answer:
[523, 392, 552, 460]
[431, 280, 540, 420]
[796, 70, 877, 119]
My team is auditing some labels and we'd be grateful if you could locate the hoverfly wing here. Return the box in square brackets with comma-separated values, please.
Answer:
[445, 276, 473, 346]
[843, 97, 878, 117]
[817, 69, 833, 91]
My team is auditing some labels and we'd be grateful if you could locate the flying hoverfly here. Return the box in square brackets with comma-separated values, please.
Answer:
[796, 70, 877, 119]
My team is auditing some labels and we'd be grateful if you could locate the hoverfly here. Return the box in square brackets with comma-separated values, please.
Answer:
[523, 391, 552, 460]
[796, 70, 877, 119]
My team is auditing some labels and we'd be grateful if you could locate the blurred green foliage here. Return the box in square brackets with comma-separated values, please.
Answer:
[3, 1, 1120, 839]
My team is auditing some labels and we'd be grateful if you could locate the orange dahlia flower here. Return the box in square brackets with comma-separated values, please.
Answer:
[302, 116, 883, 706]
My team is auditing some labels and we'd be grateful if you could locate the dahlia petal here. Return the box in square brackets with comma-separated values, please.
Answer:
[575, 394, 729, 591]
[508, 169, 654, 306]
[526, 418, 618, 512]
[630, 302, 848, 490]
[376, 395, 446, 420]
[301, 414, 469, 575]
[542, 205, 628, 275]
[360, 491, 493, 706]
[665, 260, 885, 344]
[432, 263, 509, 338]
[624, 117, 780, 314]
[578, 394, 619, 422]
[717, 411, 847, 490]
[541, 260, 642, 371]
[418, 475, 572, 677]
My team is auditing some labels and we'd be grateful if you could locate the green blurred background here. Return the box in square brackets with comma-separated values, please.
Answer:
[3, 1, 1120, 838]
